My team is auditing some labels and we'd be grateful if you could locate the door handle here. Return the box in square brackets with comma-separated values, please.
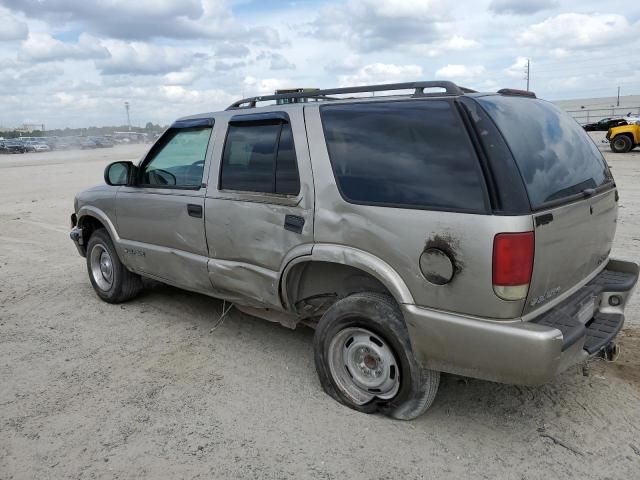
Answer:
[187, 204, 203, 218]
[284, 214, 305, 234]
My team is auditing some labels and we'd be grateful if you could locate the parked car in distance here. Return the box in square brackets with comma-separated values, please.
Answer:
[80, 138, 99, 149]
[607, 123, 640, 153]
[21, 140, 50, 152]
[92, 136, 114, 148]
[70, 81, 639, 420]
[0, 141, 26, 154]
[583, 117, 627, 131]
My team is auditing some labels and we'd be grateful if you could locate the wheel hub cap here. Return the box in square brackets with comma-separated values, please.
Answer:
[327, 327, 400, 405]
[89, 244, 114, 291]
[99, 252, 113, 281]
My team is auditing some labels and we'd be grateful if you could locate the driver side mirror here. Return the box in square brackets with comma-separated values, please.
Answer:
[104, 161, 134, 186]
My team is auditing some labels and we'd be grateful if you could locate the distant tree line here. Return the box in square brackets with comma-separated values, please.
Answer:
[0, 122, 167, 139]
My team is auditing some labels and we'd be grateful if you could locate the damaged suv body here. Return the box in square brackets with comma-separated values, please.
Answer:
[70, 81, 638, 420]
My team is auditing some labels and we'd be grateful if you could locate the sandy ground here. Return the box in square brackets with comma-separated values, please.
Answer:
[1, 141, 640, 479]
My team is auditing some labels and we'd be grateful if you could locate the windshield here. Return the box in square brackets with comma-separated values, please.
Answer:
[476, 95, 612, 209]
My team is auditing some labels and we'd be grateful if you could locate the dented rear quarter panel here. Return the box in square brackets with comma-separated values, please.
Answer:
[304, 104, 534, 319]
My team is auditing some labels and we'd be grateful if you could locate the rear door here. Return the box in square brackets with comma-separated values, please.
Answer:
[476, 95, 617, 315]
[203, 108, 314, 308]
[116, 119, 215, 293]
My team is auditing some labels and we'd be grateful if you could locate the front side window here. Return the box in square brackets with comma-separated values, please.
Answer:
[320, 100, 488, 212]
[220, 121, 300, 195]
[141, 126, 212, 188]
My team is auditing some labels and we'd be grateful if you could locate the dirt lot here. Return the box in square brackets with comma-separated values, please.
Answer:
[1, 140, 640, 479]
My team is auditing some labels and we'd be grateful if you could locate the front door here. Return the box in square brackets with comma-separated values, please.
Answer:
[203, 108, 314, 308]
[116, 119, 215, 294]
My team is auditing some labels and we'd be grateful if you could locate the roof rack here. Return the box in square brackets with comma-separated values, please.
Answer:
[226, 81, 475, 110]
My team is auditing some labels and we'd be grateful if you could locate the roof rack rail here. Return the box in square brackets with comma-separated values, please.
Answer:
[226, 81, 473, 110]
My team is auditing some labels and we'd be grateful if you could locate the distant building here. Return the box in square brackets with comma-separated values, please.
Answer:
[15, 123, 45, 133]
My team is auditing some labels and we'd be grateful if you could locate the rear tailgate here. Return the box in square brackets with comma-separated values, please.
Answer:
[475, 94, 617, 316]
[525, 190, 617, 315]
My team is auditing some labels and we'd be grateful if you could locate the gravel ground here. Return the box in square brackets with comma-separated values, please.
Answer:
[1, 140, 640, 479]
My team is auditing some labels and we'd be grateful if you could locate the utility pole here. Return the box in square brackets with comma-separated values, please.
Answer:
[617, 86, 620, 107]
[124, 101, 131, 131]
[525, 59, 530, 92]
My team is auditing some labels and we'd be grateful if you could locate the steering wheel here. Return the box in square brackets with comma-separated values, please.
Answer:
[147, 168, 177, 186]
[192, 160, 205, 166]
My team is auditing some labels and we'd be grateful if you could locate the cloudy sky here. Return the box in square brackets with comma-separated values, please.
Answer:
[0, 0, 639, 129]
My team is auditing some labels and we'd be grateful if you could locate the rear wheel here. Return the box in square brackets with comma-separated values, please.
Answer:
[86, 228, 142, 303]
[313, 292, 440, 420]
[610, 135, 633, 153]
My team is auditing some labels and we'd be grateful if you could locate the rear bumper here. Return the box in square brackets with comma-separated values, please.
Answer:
[402, 259, 638, 386]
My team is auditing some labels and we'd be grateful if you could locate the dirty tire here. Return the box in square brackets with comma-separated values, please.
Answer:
[86, 228, 142, 303]
[610, 135, 633, 153]
[313, 292, 440, 420]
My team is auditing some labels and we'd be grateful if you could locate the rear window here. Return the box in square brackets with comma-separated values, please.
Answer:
[320, 100, 488, 212]
[476, 96, 612, 209]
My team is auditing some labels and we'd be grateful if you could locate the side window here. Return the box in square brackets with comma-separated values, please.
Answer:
[141, 126, 212, 188]
[320, 100, 488, 212]
[220, 121, 300, 195]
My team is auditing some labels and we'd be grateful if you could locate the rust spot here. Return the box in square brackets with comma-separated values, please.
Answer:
[424, 233, 464, 275]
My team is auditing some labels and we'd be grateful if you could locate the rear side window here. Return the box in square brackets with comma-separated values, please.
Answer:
[476, 96, 612, 209]
[220, 121, 300, 195]
[320, 100, 488, 212]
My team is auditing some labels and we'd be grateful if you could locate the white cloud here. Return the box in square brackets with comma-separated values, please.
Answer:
[518, 13, 636, 49]
[338, 63, 423, 86]
[269, 53, 295, 71]
[243, 76, 290, 95]
[414, 35, 480, 56]
[311, 0, 449, 52]
[164, 71, 197, 86]
[504, 57, 528, 78]
[95, 40, 191, 75]
[20, 33, 109, 61]
[1, 0, 282, 45]
[0, 1, 639, 129]
[54, 92, 98, 108]
[435, 64, 486, 79]
[489, 0, 557, 15]
[159, 85, 233, 105]
[0, 11, 27, 41]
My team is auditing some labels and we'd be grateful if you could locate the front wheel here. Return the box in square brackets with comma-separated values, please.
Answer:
[313, 292, 440, 420]
[610, 135, 633, 153]
[86, 228, 142, 303]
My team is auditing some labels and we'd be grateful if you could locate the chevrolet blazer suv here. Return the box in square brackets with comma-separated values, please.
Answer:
[70, 81, 638, 420]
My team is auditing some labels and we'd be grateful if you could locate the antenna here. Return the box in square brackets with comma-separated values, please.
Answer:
[524, 59, 530, 92]
[124, 101, 131, 131]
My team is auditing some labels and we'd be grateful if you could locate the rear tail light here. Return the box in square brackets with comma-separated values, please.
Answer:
[493, 232, 535, 301]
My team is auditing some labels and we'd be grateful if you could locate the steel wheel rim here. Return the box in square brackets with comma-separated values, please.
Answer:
[327, 326, 400, 405]
[90, 244, 113, 291]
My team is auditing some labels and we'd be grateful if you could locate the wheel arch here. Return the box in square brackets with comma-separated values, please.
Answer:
[77, 206, 120, 243]
[280, 244, 414, 318]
